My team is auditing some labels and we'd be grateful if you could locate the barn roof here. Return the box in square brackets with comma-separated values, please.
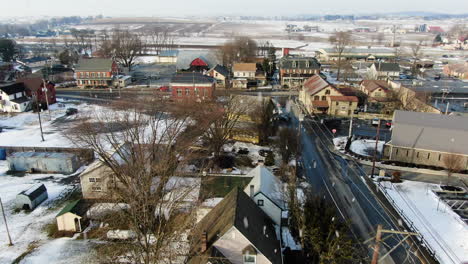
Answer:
[18, 183, 47, 201]
[190, 58, 208, 67]
[176, 50, 218, 70]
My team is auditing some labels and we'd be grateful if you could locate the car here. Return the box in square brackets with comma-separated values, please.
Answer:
[66, 108, 78, 116]
[237, 148, 249, 155]
[371, 118, 380, 126]
[259, 149, 272, 157]
[385, 121, 392, 128]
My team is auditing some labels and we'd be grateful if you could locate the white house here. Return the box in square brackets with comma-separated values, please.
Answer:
[367, 62, 400, 80]
[0, 83, 30, 112]
[189, 188, 283, 264]
[244, 166, 285, 226]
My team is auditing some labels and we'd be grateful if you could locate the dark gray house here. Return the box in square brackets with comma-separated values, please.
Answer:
[15, 183, 48, 210]
[383, 110, 468, 170]
[7, 152, 81, 174]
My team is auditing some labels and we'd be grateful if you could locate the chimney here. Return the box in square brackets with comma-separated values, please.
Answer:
[201, 231, 208, 252]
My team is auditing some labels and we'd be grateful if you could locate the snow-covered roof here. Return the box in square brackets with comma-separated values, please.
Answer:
[244, 165, 284, 209]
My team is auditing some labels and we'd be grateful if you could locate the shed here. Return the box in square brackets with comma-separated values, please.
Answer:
[15, 183, 48, 210]
[56, 200, 88, 232]
[7, 152, 81, 174]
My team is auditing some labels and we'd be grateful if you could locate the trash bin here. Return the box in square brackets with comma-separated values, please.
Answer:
[0, 149, 6, 160]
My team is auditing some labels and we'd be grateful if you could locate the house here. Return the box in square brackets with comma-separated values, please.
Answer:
[428, 26, 444, 34]
[207, 64, 230, 88]
[360, 80, 396, 114]
[7, 152, 81, 174]
[0, 82, 30, 112]
[171, 72, 215, 101]
[383, 111, 468, 170]
[279, 56, 321, 88]
[19, 75, 57, 106]
[367, 62, 400, 80]
[299, 75, 358, 117]
[114, 75, 132, 88]
[243, 166, 285, 226]
[75, 58, 118, 88]
[316, 48, 396, 62]
[443, 63, 468, 80]
[56, 199, 88, 232]
[188, 188, 283, 264]
[233, 63, 256, 80]
[79, 159, 113, 199]
[156, 50, 179, 64]
[15, 184, 48, 211]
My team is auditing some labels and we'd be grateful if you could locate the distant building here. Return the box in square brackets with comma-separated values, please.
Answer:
[176, 50, 218, 72]
[75, 58, 118, 88]
[316, 48, 395, 62]
[279, 56, 321, 88]
[428, 26, 444, 34]
[383, 111, 468, 170]
[18, 56, 52, 68]
[170, 72, 215, 101]
[443, 63, 468, 80]
[299, 75, 358, 117]
[7, 152, 81, 174]
[233, 63, 256, 79]
[156, 50, 179, 64]
[188, 188, 282, 264]
[15, 184, 48, 211]
[0, 82, 30, 112]
[367, 62, 400, 80]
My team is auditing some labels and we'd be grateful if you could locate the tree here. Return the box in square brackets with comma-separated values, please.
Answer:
[377, 33, 385, 45]
[410, 40, 424, 77]
[0, 38, 17, 62]
[217, 36, 258, 66]
[286, 167, 302, 239]
[70, 28, 94, 53]
[265, 151, 275, 166]
[58, 49, 79, 66]
[147, 27, 176, 55]
[329, 31, 353, 81]
[248, 98, 274, 144]
[276, 127, 299, 165]
[100, 29, 144, 71]
[67, 97, 206, 264]
[301, 193, 366, 263]
[443, 153, 464, 185]
[434, 34, 443, 44]
[196, 96, 249, 163]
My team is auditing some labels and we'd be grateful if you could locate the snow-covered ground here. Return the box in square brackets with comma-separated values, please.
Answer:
[349, 139, 385, 157]
[0, 160, 91, 263]
[379, 180, 468, 264]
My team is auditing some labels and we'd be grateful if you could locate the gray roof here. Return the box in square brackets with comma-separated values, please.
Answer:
[160, 50, 179, 57]
[75, 58, 114, 71]
[189, 188, 282, 264]
[280, 56, 321, 70]
[372, 62, 400, 72]
[9, 152, 77, 159]
[18, 184, 47, 201]
[176, 50, 218, 70]
[390, 110, 468, 155]
[210, 64, 230, 77]
[171, 72, 214, 84]
[0, 82, 26, 95]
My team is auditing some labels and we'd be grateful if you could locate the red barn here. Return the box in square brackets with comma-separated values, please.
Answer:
[170, 72, 215, 101]
[18, 75, 57, 106]
[189, 58, 209, 72]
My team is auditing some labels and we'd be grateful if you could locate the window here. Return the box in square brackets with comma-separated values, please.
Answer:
[95, 177, 102, 182]
[91, 72, 95, 77]
[349, 102, 352, 106]
[396, 149, 399, 155]
[244, 254, 256, 264]
[215, 73, 218, 77]
[325, 89, 330, 95]
[306, 61, 310, 68]
[89, 178, 96, 182]
[427, 153, 430, 159]
[314, 96, 319, 100]
[92, 186, 102, 192]
[321, 96, 326, 101]
[257, 200, 264, 206]
[438, 154, 442, 161]
[292, 61, 297, 68]
[177, 89, 182, 96]
[335, 101, 339, 106]
[243, 72, 246, 77]
[407, 150, 409, 157]
[242, 246, 257, 264]
[185, 88, 190, 95]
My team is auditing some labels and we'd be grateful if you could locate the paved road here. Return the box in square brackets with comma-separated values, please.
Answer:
[289, 100, 437, 264]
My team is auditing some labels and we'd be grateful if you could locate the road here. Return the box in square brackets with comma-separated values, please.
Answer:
[289, 100, 438, 264]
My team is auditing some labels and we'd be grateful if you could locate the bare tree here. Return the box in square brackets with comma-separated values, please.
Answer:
[443, 153, 464, 185]
[100, 29, 144, 71]
[70, 28, 94, 53]
[248, 98, 274, 145]
[329, 31, 353, 81]
[68, 98, 206, 264]
[276, 127, 299, 165]
[410, 40, 424, 77]
[147, 27, 176, 55]
[195, 96, 249, 163]
[217, 36, 258, 66]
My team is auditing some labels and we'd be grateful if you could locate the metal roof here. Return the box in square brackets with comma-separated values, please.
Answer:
[56, 199, 88, 217]
[18, 183, 47, 201]
[372, 62, 400, 72]
[75, 58, 114, 71]
[176, 50, 218, 70]
[171, 72, 214, 84]
[9, 152, 76, 159]
[391, 110, 468, 155]
[279, 56, 321, 70]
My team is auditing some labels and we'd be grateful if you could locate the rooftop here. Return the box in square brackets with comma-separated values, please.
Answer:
[171, 72, 215, 84]
[75, 58, 114, 72]
[233, 63, 256, 72]
[0, 82, 26, 95]
[18, 183, 47, 201]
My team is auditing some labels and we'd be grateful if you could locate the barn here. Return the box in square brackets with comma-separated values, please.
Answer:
[190, 58, 209, 72]
[7, 152, 82, 174]
[15, 183, 48, 210]
[56, 199, 88, 233]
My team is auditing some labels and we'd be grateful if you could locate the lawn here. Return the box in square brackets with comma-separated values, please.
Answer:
[199, 176, 252, 200]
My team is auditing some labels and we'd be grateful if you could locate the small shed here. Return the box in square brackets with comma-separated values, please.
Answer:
[56, 200, 88, 232]
[7, 152, 81, 174]
[15, 183, 48, 210]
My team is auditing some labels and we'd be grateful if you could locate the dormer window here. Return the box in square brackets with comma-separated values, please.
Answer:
[325, 89, 330, 95]
[242, 245, 257, 264]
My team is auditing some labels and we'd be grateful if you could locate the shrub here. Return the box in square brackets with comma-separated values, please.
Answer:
[235, 155, 254, 168]
[265, 152, 275, 166]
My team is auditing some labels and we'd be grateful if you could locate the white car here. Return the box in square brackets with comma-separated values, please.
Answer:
[371, 118, 380, 126]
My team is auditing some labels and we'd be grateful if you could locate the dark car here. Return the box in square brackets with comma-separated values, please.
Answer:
[259, 149, 272, 157]
[66, 108, 78, 116]
[237, 148, 249, 155]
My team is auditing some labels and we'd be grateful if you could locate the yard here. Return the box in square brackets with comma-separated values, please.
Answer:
[199, 176, 252, 200]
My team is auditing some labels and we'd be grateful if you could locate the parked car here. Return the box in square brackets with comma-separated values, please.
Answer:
[371, 118, 380, 126]
[385, 121, 392, 128]
[237, 148, 249, 155]
[259, 149, 272, 157]
[66, 108, 78, 116]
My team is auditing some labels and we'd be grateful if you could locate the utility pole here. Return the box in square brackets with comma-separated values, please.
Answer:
[42, 79, 51, 120]
[35, 97, 45, 142]
[371, 225, 382, 264]
[0, 197, 13, 246]
[370, 120, 381, 178]
[348, 113, 354, 138]
[369, 225, 419, 264]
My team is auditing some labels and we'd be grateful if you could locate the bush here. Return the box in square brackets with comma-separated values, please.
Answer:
[44, 221, 60, 238]
[265, 152, 275, 166]
[235, 155, 254, 168]
[391, 171, 402, 183]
